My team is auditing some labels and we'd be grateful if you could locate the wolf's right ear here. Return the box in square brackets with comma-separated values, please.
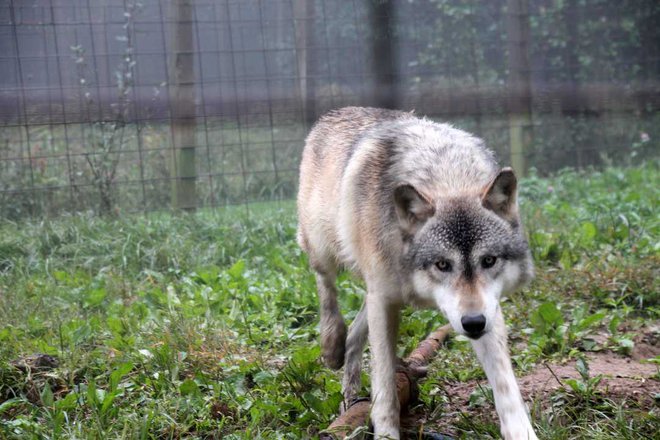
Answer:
[482, 167, 518, 222]
[394, 184, 435, 235]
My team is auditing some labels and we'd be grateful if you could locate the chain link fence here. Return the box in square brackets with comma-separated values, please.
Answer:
[1, 0, 658, 219]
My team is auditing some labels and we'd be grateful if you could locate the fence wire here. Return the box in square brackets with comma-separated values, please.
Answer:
[1, 0, 658, 219]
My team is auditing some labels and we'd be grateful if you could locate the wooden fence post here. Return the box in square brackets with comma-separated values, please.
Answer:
[294, 0, 317, 126]
[169, 0, 196, 211]
[370, 0, 399, 109]
[506, 0, 533, 177]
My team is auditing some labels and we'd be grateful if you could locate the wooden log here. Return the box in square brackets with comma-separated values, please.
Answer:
[320, 325, 452, 439]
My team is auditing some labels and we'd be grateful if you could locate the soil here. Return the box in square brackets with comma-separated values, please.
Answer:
[407, 330, 660, 438]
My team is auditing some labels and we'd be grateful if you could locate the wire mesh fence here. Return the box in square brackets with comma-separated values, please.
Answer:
[1, 0, 658, 219]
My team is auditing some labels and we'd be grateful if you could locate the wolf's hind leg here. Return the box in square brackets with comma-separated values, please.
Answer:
[341, 302, 368, 411]
[314, 266, 347, 370]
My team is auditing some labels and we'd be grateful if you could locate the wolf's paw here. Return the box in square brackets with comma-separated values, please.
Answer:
[502, 424, 538, 440]
[321, 318, 347, 370]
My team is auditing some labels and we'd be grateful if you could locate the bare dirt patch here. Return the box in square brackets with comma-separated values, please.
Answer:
[518, 353, 659, 402]
[631, 325, 660, 361]
[409, 338, 659, 437]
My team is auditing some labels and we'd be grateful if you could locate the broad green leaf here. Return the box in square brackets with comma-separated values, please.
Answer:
[608, 316, 621, 334]
[580, 222, 597, 246]
[565, 378, 584, 394]
[559, 249, 573, 269]
[538, 302, 563, 326]
[576, 357, 589, 381]
[85, 288, 107, 307]
[100, 391, 117, 415]
[87, 381, 98, 407]
[228, 259, 246, 280]
[107, 316, 124, 335]
[41, 383, 54, 407]
[577, 312, 605, 331]
[179, 379, 200, 396]
[110, 362, 134, 391]
[54, 391, 79, 411]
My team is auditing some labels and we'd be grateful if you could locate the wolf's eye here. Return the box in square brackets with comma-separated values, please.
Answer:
[435, 259, 452, 272]
[481, 256, 497, 269]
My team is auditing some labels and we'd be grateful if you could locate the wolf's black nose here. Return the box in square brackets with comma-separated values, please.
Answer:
[461, 314, 486, 337]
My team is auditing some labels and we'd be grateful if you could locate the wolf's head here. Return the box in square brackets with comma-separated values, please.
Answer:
[395, 168, 533, 339]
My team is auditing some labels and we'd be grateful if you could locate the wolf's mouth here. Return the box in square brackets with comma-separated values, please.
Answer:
[465, 331, 485, 340]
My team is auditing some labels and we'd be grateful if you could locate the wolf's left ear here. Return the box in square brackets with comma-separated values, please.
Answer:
[394, 184, 435, 235]
[482, 168, 518, 222]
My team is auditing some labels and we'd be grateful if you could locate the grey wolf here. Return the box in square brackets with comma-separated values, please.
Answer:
[297, 107, 537, 439]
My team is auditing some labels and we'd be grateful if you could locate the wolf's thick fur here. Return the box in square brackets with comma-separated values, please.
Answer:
[297, 107, 537, 439]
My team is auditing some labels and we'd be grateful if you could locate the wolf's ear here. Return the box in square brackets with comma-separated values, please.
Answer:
[482, 168, 518, 222]
[394, 184, 435, 235]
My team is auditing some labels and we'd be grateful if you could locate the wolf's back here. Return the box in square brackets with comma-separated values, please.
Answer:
[296, 107, 412, 258]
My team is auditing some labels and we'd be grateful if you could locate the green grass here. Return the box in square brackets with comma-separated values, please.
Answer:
[0, 162, 658, 439]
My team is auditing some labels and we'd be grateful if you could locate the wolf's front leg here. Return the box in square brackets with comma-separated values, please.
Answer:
[470, 308, 538, 440]
[367, 293, 401, 439]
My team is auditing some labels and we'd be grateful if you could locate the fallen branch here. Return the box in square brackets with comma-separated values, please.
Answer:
[321, 324, 453, 439]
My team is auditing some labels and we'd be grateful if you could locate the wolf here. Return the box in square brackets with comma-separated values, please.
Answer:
[297, 107, 537, 439]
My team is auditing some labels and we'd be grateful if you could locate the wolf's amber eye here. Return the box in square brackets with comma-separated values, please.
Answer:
[481, 256, 497, 269]
[435, 259, 452, 272]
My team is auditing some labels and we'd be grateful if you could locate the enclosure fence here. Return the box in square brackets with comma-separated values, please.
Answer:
[1, 0, 658, 219]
